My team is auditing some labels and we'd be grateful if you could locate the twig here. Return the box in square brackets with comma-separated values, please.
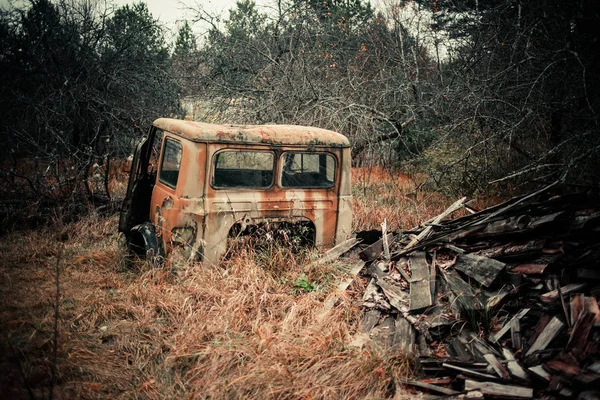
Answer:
[50, 246, 63, 400]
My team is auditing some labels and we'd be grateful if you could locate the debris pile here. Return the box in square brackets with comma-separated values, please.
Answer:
[347, 185, 600, 398]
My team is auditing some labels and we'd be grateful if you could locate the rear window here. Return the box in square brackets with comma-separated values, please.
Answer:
[213, 151, 274, 188]
[281, 152, 336, 188]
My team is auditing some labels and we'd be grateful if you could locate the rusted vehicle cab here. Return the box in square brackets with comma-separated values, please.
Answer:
[118, 118, 352, 264]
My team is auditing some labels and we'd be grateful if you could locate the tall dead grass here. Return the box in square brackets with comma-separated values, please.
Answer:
[2, 167, 463, 398]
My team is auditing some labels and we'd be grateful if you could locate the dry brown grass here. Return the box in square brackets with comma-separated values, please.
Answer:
[0, 167, 476, 399]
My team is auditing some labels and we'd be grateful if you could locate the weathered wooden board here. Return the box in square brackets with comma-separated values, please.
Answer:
[393, 315, 416, 355]
[566, 311, 595, 355]
[314, 237, 360, 265]
[453, 253, 506, 287]
[511, 264, 548, 274]
[540, 283, 587, 303]
[409, 252, 433, 311]
[525, 316, 564, 356]
[375, 278, 410, 314]
[402, 379, 460, 395]
[490, 308, 530, 343]
[359, 233, 394, 262]
[359, 309, 381, 333]
[484, 353, 510, 379]
[439, 268, 483, 310]
[502, 348, 529, 381]
[464, 380, 533, 398]
[570, 293, 585, 327]
[442, 363, 497, 380]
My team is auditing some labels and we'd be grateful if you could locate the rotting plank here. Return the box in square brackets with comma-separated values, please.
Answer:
[439, 268, 483, 311]
[484, 354, 510, 379]
[401, 379, 460, 396]
[525, 316, 564, 356]
[359, 233, 394, 262]
[511, 264, 548, 274]
[404, 197, 468, 250]
[490, 308, 530, 343]
[453, 253, 506, 287]
[442, 363, 497, 379]
[393, 315, 416, 355]
[540, 283, 587, 303]
[528, 365, 551, 381]
[324, 260, 365, 308]
[409, 252, 433, 311]
[359, 309, 381, 333]
[511, 318, 522, 350]
[375, 278, 410, 314]
[566, 311, 595, 356]
[502, 348, 529, 381]
[314, 237, 360, 265]
[464, 380, 533, 398]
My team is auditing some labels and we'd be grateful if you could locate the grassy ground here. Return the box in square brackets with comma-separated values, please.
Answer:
[0, 167, 471, 399]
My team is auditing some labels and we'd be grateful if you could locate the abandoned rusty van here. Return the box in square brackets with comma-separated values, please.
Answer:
[118, 118, 352, 264]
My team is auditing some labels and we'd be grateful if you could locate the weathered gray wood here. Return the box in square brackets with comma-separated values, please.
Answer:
[404, 197, 468, 250]
[442, 363, 497, 379]
[359, 233, 394, 262]
[359, 309, 381, 333]
[511, 264, 548, 274]
[375, 278, 410, 314]
[528, 314, 550, 346]
[314, 237, 360, 265]
[484, 354, 510, 380]
[511, 318, 522, 350]
[540, 283, 587, 303]
[490, 308, 530, 343]
[453, 253, 506, 287]
[393, 315, 416, 355]
[402, 379, 460, 396]
[464, 380, 533, 398]
[464, 331, 501, 358]
[370, 315, 395, 348]
[410, 252, 433, 311]
[439, 268, 483, 310]
[528, 365, 551, 381]
[382, 219, 391, 261]
[502, 348, 529, 381]
[525, 316, 564, 356]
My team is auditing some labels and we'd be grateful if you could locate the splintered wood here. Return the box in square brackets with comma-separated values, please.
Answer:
[343, 188, 600, 399]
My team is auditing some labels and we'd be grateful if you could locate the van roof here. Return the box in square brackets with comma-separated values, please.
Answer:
[152, 118, 350, 147]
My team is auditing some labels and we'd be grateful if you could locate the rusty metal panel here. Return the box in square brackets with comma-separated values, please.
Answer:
[153, 118, 350, 148]
[149, 127, 352, 264]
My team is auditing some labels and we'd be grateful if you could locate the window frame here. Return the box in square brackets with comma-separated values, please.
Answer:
[211, 149, 276, 190]
[158, 137, 183, 190]
[280, 151, 337, 189]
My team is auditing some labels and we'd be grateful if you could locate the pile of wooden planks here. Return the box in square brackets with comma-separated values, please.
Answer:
[351, 185, 600, 399]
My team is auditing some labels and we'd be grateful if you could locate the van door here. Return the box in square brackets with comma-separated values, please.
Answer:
[119, 127, 161, 233]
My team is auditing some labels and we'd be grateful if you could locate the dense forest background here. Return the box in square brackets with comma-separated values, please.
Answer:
[1, 0, 599, 210]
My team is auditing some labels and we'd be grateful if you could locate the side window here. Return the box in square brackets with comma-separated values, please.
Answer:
[213, 151, 274, 188]
[159, 138, 182, 189]
[281, 152, 336, 188]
